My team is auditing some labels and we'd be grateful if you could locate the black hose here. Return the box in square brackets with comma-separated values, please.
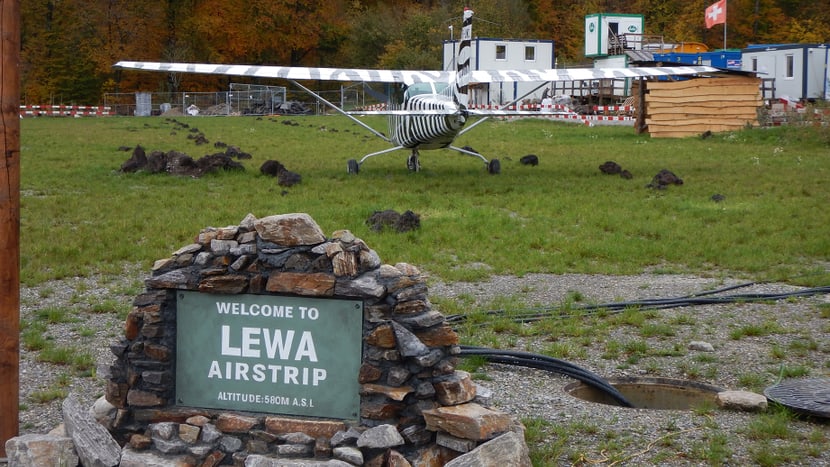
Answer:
[449, 283, 830, 409]
[459, 346, 634, 408]
[445, 285, 830, 327]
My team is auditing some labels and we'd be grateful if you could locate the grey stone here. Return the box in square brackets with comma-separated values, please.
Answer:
[436, 431, 477, 453]
[90, 395, 117, 429]
[716, 390, 768, 412]
[194, 251, 213, 266]
[392, 322, 429, 357]
[200, 423, 222, 443]
[400, 424, 433, 446]
[311, 242, 330, 255]
[335, 272, 385, 298]
[211, 238, 238, 254]
[239, 212, 258, 230]
[444, 431, 531, 467]
[244, 455, 353, 466]
[61, 393, 121, 467]
[387, 366, 411, 386]
[187, 443, 214, 457]
[474, 383, 494, 405]
[279, 432, 316, 445]
[218, 435, 243, 452]
[254, 213, 326, 246]
[238, 230, 258, 244]
[231, 243, 257, 256]
[120, 446, 190, 467]
[173, 243, 202, 256]
[359, 249, 382, 271]
[356, 424, 405, 449]
[415, 382, 436, 399]
[414, 348, 445, 367]
[394, 282, 428, 301]
[330, 427, 362, 447]
[149, 422, 177, 440]
[395, 310, 445, 329]
[332, 446, 363, 465]
[276, 443, 315, 456]
[689, 340, 715, 352]
[153, 437, 187, 455]
[145, 267, 198, 289]
[4, 434, 79, 467]
[230, 254, 253, 271]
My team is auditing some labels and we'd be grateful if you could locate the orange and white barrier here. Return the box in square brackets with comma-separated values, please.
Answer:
[19, 105, 113, 117]
[469, 103, 634, 126]
[593, 105, 635, 113]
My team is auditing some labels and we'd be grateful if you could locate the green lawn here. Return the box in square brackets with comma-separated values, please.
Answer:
[19, 115, 830, 286]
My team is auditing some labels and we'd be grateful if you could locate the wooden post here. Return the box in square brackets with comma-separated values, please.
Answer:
[0, 0, 21, 456]
[635, 77, 647, 134]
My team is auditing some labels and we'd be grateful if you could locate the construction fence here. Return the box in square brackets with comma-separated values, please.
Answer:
[99, 83, 374, 117]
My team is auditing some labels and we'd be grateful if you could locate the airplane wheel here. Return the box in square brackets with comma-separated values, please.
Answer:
[407, 154, 420, 172]
[347, 159, 359, 174]
[487, 159, 501, 175]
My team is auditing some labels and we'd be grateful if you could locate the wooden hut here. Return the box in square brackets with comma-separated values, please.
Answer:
[638, 75, 762, 138]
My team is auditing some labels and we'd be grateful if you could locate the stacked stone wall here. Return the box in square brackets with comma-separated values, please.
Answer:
[104, 213, 529, 466]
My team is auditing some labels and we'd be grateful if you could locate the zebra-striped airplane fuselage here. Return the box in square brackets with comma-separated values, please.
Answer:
[390, 95, 466, 150]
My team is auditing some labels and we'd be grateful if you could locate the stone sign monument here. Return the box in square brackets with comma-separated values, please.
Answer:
[101, 212, 530, 466]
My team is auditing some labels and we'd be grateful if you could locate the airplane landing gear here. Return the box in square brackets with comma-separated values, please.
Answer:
[487, 159, 501, 174]
[407, 151, 421, 172]
[347, 159, 360, 174]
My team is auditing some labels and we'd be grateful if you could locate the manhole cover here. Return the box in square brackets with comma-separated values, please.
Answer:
[565, 376, 723, 410]
[764, 378, 830, 418]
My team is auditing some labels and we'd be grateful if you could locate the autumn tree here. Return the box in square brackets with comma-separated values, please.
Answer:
[18, 0, 828, 102]
[187, 0, 348, 66]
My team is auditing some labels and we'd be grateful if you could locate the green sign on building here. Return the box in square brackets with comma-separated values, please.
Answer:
[176, 291, 363, 419]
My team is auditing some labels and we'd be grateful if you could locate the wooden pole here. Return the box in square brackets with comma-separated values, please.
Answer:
[635, 77, 647, 134]
[0, 0, 21, 456]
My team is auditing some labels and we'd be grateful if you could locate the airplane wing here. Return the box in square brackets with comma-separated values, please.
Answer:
[114, 61, 451, 85]
[114, 61, 718, 86]
[470, 65, 719, 83]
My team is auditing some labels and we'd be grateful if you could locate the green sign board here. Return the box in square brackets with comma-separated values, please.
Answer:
[176, 291, 363, 419]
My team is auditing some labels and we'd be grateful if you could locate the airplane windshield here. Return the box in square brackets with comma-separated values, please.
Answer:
[404, 82, 450, 100]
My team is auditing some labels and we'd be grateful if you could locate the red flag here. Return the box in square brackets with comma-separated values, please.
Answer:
[705, 0, 727, 28]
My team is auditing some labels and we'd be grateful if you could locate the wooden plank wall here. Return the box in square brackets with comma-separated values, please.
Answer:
[643, 76, 762, 138]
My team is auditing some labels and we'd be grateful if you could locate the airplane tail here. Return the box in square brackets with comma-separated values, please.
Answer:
[453, 8, 473, 107]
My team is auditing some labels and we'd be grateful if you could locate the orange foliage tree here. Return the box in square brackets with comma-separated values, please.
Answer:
[18, 0, 829, 102]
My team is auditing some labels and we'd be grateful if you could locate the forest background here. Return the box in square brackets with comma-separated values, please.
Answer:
[20, 0, 830, 106]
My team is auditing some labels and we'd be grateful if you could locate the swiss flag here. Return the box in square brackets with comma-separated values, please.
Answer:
[705, 0, 727, 28]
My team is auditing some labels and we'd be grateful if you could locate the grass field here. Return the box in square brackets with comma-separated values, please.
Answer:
[20, 115, 829, 286]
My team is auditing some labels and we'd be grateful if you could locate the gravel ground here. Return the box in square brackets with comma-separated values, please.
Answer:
[15, 268, 830, 465]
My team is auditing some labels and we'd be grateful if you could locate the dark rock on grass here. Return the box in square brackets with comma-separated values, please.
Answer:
[647, 169, 684, 189]
[119, 145, 147, 172]
[120, 149, 244, 177]
[260, 160, 285, 177]
[225, 145, 252, 159]
[599, 160, 622, 175]
[146, 150, 169, 174]
[194, 153, 245, 176]
[520, 154, 539, 166]
[277, 170, 302, 187]
[260, 160, 302, 187]
[366, 210, 421, 233]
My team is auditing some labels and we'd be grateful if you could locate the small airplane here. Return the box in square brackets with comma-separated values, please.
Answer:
[115, 8, 718, 175]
